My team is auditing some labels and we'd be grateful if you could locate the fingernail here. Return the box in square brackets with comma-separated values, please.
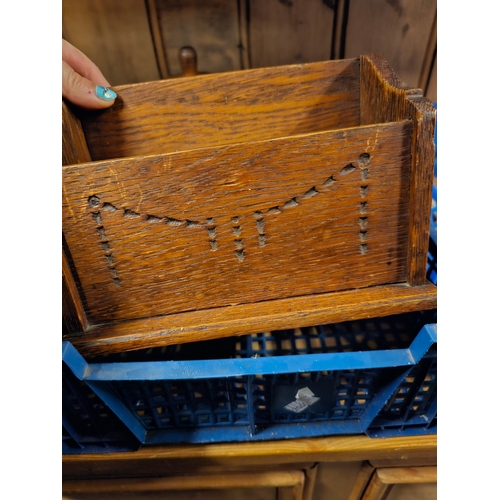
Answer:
[96, 86, 117, 100]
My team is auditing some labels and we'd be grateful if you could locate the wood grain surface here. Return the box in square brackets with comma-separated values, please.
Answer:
[62, 470, 305, 493]
[62, 434, 437, 479]
[62, 102, 91, 166]
[344, 0, 437, 90]
[63, 55, 436, 352]
[62, 248, 88, 334]
[63, 120, 412, 324]
[248, 0, 335, 68]
[65, 283, 436, 356]
[76, 59, 360, 161]
[61, 0, 436, 98]
[425, 54, 437, 104]
[156, 0, 242, 77]
[361, 466, 437, 500]
[62, 0, 161, 85]
[376, 466, 437, 485]
[359, 54, 435, 286]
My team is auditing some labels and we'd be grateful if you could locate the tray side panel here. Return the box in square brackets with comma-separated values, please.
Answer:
[78, 59, 360, 160]
[63, 121, 412, 324]
[62, 101, 92, 166]
[359, 54, 435, 286]
[65, 283, 437, 355]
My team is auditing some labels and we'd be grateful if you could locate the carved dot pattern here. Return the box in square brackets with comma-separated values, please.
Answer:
[232, 216, 245, 262]
[86, 154, 370, 276]
[357, 153, 371, 254]
[254, 211, 266, 247]
[206, 218, 218, 251]
[88, 195, 121, 287]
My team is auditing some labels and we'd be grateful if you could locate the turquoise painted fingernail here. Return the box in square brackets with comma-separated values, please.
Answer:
[96, 86, 117, 100]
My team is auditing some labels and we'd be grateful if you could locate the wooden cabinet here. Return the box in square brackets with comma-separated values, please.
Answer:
[63, 470, 309, 500]
[62, 435, 436, 500]
[62, 0, 436, 100]
[349, 462, 437, 500]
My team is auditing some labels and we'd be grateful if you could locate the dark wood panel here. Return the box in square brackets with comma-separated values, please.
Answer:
[64, 283, 436, 355]
[77, 59, 360, 160]
[62, 0, 161, 85]
[62, 248, 88, 334]
[156, 0, 241, 76]
[248, 0, 335, 68]
[62, 102, 91, 166]
[344, 0, 437, 89]
[359, 54, 435, 285]
[61, 0, 437, 95]
[62, 435, 437, 479]
[425, 54, 437, 103]
[63, 121, 411, 324]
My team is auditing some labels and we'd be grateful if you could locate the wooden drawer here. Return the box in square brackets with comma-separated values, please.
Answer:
[62, 54, 436, 355]
[62, 470, 308, 500]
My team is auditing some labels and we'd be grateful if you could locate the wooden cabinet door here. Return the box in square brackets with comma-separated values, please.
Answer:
[350, 463, 437, 500]
[63, 470, 307, 500]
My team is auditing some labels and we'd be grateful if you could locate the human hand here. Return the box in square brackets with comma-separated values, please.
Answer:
[62, 39, 117, 109]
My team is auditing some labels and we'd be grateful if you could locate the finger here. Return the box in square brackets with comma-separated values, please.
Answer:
[62, 60, 117, 109]
[62, 39, 110, 87]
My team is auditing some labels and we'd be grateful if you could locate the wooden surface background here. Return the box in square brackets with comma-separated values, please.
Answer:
[62, 0, 436, 102]
[77, 59, 361, 160]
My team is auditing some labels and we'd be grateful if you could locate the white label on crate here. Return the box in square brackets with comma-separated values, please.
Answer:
[284, 387, 320, 413]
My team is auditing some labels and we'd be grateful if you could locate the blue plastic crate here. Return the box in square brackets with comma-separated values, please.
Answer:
[62, 363, 141, 454]
[63, 310, 436, 454]
[426, 185, 437, 285]
[427, 102, 437, 284]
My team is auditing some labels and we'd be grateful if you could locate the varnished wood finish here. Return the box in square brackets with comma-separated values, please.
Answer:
[62, 461, 315, 481]
[77, 59, 360, 160]
[63, 121, 411, 323]
[62, 101, 91, 334]
[331, 0, 348, 60]
[178, 46, 198, 76]
[238, 0, 250, 70]
[62, 248, 88, 334]
[360, 466, 437, 499]
[376, 466, 437, 484]
[302, 465, 318, 500]
[63, 56, 436, 353]
[62, 470, 305, 499]
[62, 102, 91, 166]
[348, 463, 375, 500]
[359, 55, 435, 286]
[369, 457, 438, 469]
[66, 283, 436, 356]
[145, 0, 170, 79]
[156, 0, 241, 77]
[248, 0, 335, 68]
[62, 1, 437, 99]
[418, 10, 437, 95]
[349, 461, 438, 500]
[426, 54, 437, 104]
[62, 0, 161, 85]
[62, 434, 437, 480]
[361, 473, 390, 500]
[345, 0, 437, 89]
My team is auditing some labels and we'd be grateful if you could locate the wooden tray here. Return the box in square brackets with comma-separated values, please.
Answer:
[62, 54, 436, 355]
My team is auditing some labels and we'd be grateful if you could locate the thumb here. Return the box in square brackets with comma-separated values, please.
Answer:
[62, 60, 117, 110]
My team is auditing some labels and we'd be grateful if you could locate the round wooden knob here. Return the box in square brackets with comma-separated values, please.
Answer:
[179, 46, 198, 77]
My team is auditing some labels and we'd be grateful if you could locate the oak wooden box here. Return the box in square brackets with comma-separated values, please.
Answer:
[63, 54, 436, 355]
